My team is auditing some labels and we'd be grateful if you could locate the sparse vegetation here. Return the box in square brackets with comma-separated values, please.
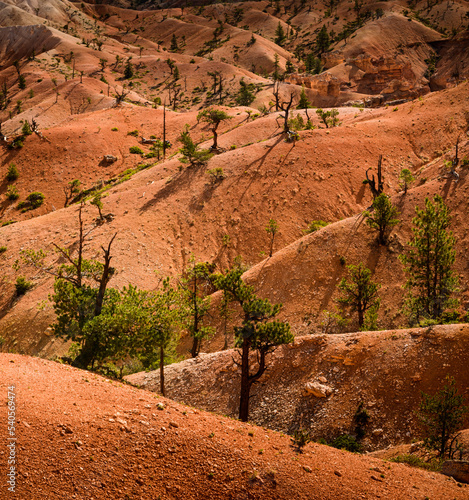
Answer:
[6, 164, 19, 181]
[17, 192, 45, 212]
[15, 276, 33, 296]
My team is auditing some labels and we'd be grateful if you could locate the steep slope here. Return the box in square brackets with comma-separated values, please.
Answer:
[0, 81, 468, 355]
[1, 353, 467, 499]
[128, 325, 469, 452]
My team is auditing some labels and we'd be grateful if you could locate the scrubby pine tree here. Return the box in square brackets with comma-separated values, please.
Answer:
[364, 193, 399, 245]
[212, 267, 293, 421]
[338, 263, 380, 329]
[419, 376, 467, 458]
[400, 195, 458, 323]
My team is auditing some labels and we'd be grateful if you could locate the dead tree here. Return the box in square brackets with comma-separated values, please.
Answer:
[29, 118, 50, 142]
[113, 86, 130, 107]
[365, 155, 384, 198]
[449, 136, 460, 182]
[273, 87, 296, 133]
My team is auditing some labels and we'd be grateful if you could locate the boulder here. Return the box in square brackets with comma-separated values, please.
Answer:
[103, 155, 117, 163]
[304, 381, 333, 398]
[441, 460, 469, 484]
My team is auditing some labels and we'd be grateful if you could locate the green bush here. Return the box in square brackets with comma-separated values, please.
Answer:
[127, 129, 139, 137]
[389, 454, 440, 472]
[15, 276, 33, 296]
[111, 127, 118, 132]
[331, 434, 361, 452]
[207, 167, 225, 182]
[129, 146, 144, 155]
[17, 191, 45, 212]
[21, 121, 32, 136]
[6, 164, 19, 181]
[304, 220, 328, 234]
[6, 186, 19, 201]
[0, 246, 6, 253]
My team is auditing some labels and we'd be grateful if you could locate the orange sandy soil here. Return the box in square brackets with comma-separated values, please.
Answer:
[0, 353, 467, 500]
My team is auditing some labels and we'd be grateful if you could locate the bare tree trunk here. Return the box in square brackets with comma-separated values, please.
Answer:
[160, 345, 165, 397]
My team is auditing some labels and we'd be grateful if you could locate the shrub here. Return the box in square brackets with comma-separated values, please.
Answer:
[388, 454, 440, 471]
[207, 167, 225, 182]
[316, 108, 340, 128]
[0, 246, 6, 253]
[127, 129, 139, 137]
[111, 127, 118, 131]
[6, 164, 19, 181]
[331, 434, 361, 452]
[17, 191, 45, 212]
[291, 429, 312, 453]
[21, 121, 32, 136]
[15, 276, 33, 296]
[129, 146, 143, 155]
[304, 220, 328, 234]
[6, 186, 19, 201]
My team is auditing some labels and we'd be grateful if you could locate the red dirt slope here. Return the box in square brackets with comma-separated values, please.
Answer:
[0, 353, 467, 499]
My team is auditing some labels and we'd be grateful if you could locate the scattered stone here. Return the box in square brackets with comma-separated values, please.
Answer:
[372, 428, 384, 436]
[169, 421, 179, 428]
[334, 470, 342, 477]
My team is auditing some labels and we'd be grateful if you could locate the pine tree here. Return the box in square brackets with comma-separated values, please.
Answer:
[196, 107, 232, 150]
[265, 219, 278, 257]
[419, 375, 467, 458]
[275, 21, 286, 46]
[399, 168, 414, 194]
[178, 125, 214, 166]
[338, 263, 380, 329]
[235, 78, 255, 106]
[364, 193, 399, 245]
[124, 57, 134, 79]
[399, 195, 458, 323]
[178, 260, 215, 358]
[212, 267, 293, 421]
[170, 34, 178, 52]
[316, 25, 330, 54]
[285, 60, 295, 74]
[297, 86, 311, 110]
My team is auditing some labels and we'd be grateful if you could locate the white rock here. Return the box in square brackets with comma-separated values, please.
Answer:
[304, 381, 333, 398]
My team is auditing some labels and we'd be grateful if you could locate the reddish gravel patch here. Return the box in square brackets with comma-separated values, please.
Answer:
[0, 354, 467, 499]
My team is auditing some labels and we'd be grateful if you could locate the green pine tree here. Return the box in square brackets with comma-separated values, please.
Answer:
[338, 263, 380, 329]
[275, 21, 286, 46]
[178, 260, 215, 358]
[178, 125, 214, 166]
[235, 78, 255, 106]
[399, 195, 458, 323]
[364, 193, 399, 245]
[419, 375, 467, 458]
[212, 267, 293, 421]
[316, 25, 330, 54]
[297, 86, 311, 110]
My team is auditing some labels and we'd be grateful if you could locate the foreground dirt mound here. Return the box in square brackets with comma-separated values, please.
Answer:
[128, 325, 469, 451]
[1, 354, 467, 499]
